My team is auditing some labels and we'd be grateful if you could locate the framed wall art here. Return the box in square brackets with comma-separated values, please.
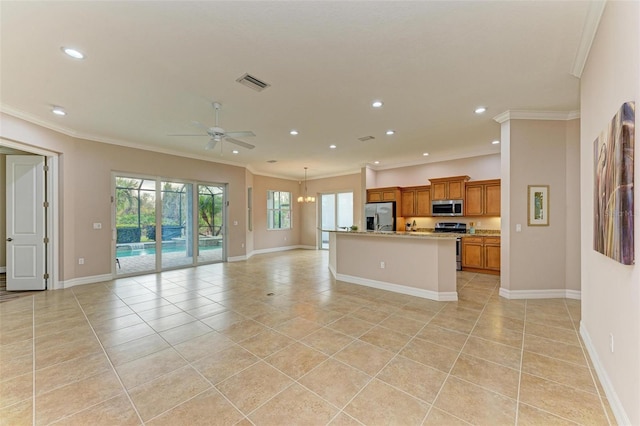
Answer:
[528, 185, 549, 226]
[594, 101, 635, 265]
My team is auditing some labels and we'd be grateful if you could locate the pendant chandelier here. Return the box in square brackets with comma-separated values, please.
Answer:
[297, 167, 316, 203]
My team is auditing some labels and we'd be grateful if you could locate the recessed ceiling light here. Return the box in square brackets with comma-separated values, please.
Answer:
[232, 150, 239, 154]
[492, 140, 500, 145]
[386, 130, 395, 135]
[372, 101, 383, 108]
[474, 106, 487, 114]
[329, 145, 337, 149]
[61, 47, 85, 59]
[423, 152, 429, 156]
[290, 130, 299, 135]
[51, 107, 66, 116]
[374, 161, 380, 165]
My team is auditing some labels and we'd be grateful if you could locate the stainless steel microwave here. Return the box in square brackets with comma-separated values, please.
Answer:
[431, 199, 464, 216]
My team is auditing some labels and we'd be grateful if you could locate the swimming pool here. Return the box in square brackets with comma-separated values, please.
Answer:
[116, 245, 219, 258]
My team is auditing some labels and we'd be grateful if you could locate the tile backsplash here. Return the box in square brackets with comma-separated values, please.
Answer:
[401, 216, 501, 231]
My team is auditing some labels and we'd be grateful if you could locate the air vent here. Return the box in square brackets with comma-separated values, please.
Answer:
[267, 160, 278, 163]
[236, 73, 271, 92]
[358, 136, 375, 142]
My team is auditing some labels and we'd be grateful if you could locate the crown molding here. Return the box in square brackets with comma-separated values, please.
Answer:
[570, 0, 607, 78]
[493, 110, 581, 124]
[0, 106, 246, 169]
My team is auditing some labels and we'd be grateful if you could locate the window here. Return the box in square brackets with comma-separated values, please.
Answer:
[267, 190, 292, 229]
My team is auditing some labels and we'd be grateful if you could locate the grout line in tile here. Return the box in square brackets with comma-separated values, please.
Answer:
[70, 290, 145, 425]
[420, 274, 499, 424]
[514, 299, 527, 425]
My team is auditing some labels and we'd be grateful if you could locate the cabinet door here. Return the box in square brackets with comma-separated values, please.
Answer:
[415, 187, 431, 216]
[401, 190, 415, 217]
[432, 182, 447, 200]
[465, 185, 483, 216]
[462, 239, 483, 268]
[367, 191, 382, 202]
[484, 241, 501, 271]
[448, 180, 465, 199]
[484, 184, 501, 216]
[382, 190, 397, 201]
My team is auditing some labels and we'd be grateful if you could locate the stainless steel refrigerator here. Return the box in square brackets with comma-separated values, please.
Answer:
[365, 202, 395, 231]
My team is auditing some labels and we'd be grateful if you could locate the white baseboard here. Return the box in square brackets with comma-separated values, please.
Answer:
[58, 273, 113, 290]
[499, 287, 581, 300]
[0, 266, 6, 273]
[242, 245, 317, 260]
[331, 270, 457, 302]
[580, 322, 629, 425]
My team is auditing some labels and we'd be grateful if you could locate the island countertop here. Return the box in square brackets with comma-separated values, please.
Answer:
[326, 230, 463, 239]
[325, 230, 500, 238]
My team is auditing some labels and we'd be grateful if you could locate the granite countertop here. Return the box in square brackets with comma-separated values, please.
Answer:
[329, 230, 460, 239]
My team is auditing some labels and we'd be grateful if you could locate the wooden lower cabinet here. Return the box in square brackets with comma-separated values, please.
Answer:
[462, 236, 500, 274]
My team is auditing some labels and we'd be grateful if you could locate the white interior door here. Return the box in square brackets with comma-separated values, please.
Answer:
[6, 155, 46, 290]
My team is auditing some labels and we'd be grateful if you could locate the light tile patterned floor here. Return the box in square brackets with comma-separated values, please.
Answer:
[0, 250, 616, 425]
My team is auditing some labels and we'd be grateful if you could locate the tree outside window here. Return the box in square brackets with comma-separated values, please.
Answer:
[267, 190, 292, 229]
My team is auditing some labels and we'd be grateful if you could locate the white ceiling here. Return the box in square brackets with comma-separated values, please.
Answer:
[0, 1, 597, 180]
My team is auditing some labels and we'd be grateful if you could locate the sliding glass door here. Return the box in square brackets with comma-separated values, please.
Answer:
[197, 184, 225, 264]
[114, 175, 226, 276]
[319, 192, 353, 249]
[161, 181, 193, 269]
[115, 177, 157, 275]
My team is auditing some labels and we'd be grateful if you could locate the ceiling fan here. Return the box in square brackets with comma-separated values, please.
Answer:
[169, 102, 255, 151]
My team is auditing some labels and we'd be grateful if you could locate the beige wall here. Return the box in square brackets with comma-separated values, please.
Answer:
[302, 173, 362, 247]
[580, 1, 639, 424]
[1, 113, 248, 281]
[0, 154, 5, 268]
[252, 175, 301, 251]
[501, 119, 580, 293]
[372, 154, 500, 188]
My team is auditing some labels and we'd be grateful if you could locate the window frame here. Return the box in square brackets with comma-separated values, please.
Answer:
[267, 190, 292, 230]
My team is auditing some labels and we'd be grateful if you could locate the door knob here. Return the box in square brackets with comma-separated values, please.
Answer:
[6, 238, 13, 242]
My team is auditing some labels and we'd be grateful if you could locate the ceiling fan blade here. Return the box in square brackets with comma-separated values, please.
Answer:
[191, 121, 210, 130]
[168, 133, 208, 137]
[225, 137, 255, 150]
[204, 139, 218, 151]
[225, 131, 255, 138]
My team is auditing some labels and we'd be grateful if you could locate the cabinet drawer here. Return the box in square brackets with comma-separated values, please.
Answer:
[462, 236, 483, 244]
[484, 237, 501, 245]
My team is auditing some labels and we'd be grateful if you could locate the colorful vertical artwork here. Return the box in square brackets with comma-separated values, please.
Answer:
[593, 101, 635, 265]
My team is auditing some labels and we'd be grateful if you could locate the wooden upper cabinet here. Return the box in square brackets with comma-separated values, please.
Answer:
[400, 186, 431, 217]
[367, 187, 401, 203]
[415, 187, 431, 216]
[400, 189, 416, 217]
[465, 179, 501, 217]
[465, 184, 484, 216]
[484, 181, 501, 216]
[429, 176, 470, 200]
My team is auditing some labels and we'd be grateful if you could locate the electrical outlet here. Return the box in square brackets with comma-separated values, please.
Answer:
[284, 236, 287, 241]
[241, 243, 245, 248]
[78, 258, 84, 265]
[380, 261, 385, 269]
[610, 333, 614, 353]
[476, 221, 481, 227]
[93, 222, 102, 229]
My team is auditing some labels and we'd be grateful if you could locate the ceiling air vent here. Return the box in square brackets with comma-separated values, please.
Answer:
[267, 160, 278, 163]
[358, 136, 375, 142]
[236, 73, 271, 92]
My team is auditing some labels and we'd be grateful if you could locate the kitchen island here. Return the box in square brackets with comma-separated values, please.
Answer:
[328, 231, 459, 301]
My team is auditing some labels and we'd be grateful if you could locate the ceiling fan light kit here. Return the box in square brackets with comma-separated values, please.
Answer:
[169, 102, 256, 151]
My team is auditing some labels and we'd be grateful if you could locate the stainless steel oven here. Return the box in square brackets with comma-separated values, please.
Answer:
[434, 222, 466, 271]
